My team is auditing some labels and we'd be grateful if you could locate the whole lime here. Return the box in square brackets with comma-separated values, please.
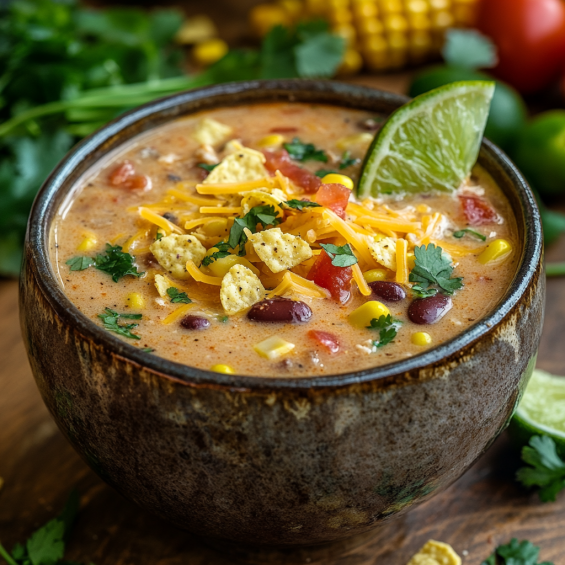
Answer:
[409, 65, 527, 152]
[513, 111, 565, 197]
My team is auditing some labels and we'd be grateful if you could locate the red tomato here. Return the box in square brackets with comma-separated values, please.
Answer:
[476, 0, 565, 94]
[307, 250, 352, 303]
[308, 330, 341, 354]
[459, 195, 499, 226]
[314, 183, 351, 219]
[109, 160, 149, 190]
[263, 149, 321, 193]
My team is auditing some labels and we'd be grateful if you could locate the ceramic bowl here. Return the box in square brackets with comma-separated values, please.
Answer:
[20, 80, 544, 550]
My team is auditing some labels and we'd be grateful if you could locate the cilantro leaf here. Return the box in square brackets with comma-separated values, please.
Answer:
[481, 538, 554, 565]
[295, 23, 346, 78]
[315, 169, 337, 178]
[197, 163, 218, 172]
[284, 199, 322, 211]
[412, 285, 438, 299]
[283, 138, 327, 163]
[219, 315, 229, 323]
[66, 256, 94, 271]
[26, 518, 65, 565]
[367, 314, 398, 348]
[98, 307, 142, 339]
[166, 287, 192, 304]
[516, 435, 565, 503]
[141, 347, 155, 353]
[442, 29, 498, 70]
[409, 244, 463, 295]
[94, 244, 144, 282]
[155, 232, 164, 241]
[453, 228, 487, 242]
[319, 243, 358, 268]
[227, 205, 281, 253]
[201, 241, 231, 266]
[339, 151, 359, 169]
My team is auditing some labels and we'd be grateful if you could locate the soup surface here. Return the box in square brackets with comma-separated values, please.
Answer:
[51, 102, 519, 377]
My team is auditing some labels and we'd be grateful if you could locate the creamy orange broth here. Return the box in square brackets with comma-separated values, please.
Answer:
[50, 102, 519, 377]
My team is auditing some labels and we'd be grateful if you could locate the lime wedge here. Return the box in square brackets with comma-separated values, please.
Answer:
[509, 369, 565, 456]
[357, 81, 495, 198]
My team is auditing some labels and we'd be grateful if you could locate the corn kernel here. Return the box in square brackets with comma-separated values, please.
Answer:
[257, 134, 285, 148]
[478, 239, 512, 265]
[338, 48, 364, 75]
[76, 236, 97, 252]
[277, 0, 304, 21]
[412, 332, 432, 346]
[201, 218, 228, 237]
[192, 39, 229, 67]
[363, 269, 388, 283]
[321, 173, 354, 190]
[254, 336, 296, 360]
[250, 4, 290, 36]
[126, 292, 146, 309]
[211, 364, 235, 374]
[336, 132, 374, 152]
[206, 253, 260, 278]
[348, 301, 390, 329]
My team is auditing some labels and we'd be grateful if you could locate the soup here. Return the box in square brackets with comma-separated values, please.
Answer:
[50, 102, 518, 377]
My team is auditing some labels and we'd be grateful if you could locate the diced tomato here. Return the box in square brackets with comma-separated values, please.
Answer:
[263, 149, 321, 194]
[459, 195, 499, 225]
[314, 183, 351, 219]
[109, 160, 150, 190]
[308, 330, 341, 354]
[307, 250, 352, 304]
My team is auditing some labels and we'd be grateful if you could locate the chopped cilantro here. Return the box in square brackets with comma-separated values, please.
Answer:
[283, 137, 327, 163]
[219, 315, 229, 323]
[284, 199, 322, 211]
[166, 287, 192, 304]
[94, 244, 144, 283]
[319, 243, 358, 268]
[411, 285, 439, 299]
[201, 241, 231, 266]
[315, 168, 337, 178]
[141, 347, 155, 353]
[367, 314, 398, 348]
[197, 163, 219, 172]
[409, 244, 463, 295]
[481, 538, 554, 565]
[98, 307, 142, 340]
[516, 435, 565, 503]
[228, 205, 281, 254]
[453, 228, 487, 241]
[339, 151, 359, 169]
[155, 232, 164, 241]
[65, 256, 94, 271]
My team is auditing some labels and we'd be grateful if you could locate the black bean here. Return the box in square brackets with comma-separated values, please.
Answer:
[167, 174, 181, 182]
[180, 315, 210, 330]
[248, 298, 312, 324]
[408, 294, 452, 325]
[369, 281, 406, 302]
[162, 212, 178, 224]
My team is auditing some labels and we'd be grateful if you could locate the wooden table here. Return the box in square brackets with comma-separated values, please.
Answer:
[1, 74, 565, 564]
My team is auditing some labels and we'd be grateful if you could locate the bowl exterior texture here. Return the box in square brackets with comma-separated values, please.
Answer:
[20, 81, 544, 547]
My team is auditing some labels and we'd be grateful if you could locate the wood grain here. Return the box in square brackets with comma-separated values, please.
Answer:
[1, 72, 564, 564]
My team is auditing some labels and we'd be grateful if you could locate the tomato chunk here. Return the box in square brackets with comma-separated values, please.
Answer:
[109, 160, 150, 190]
[307, 250, 352, 303]
[459, 195, 499, 225]
[308, 330, 340, 354]
[314, 183, 351, 219]
[263, 149, 321, 193]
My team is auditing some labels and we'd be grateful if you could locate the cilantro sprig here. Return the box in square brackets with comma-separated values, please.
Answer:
[197, 163, 219, 172]
[339, 151, 359, 169]
[228, 205, 281, 255]
[284, 199, 322, 211]
[65, 256, 94, 271]
[367, 314, 398, 348]
[166, 287, 192, 304]
[283, 138, 327, 163]
[315, 168, 337, 178]
[98, 307, 142, 340]
[94, 244, 144, 282]
[453, 228, 487, 242]
[201, 241, 231, 267]
[409, 244, 463, 295]
[319, 243, 358, 268]
[516, 435, 565, 502]
[482, 538, 554, 565]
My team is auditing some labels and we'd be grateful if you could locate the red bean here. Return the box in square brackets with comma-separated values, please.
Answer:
[369, 281, 406, 302]
[180, 315, 210, 330]
[408, 294, 452, 325]
[248, 298, 312, 323]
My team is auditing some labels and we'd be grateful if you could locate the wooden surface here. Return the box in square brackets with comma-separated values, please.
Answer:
[1, 73, 565, 564]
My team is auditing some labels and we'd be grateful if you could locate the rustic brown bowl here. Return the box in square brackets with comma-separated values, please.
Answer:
[20, 80, 544, 552]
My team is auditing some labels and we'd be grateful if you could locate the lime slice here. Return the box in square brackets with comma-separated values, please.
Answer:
[509, 369, 565, 456]
[357, 81, 495, 198]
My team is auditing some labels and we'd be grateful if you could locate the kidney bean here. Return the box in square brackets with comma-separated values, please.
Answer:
[369, 281, 406, 302]
[248, 298, 312, 323]
[180, 315, 210, 330]
[408, 294, 452, 325]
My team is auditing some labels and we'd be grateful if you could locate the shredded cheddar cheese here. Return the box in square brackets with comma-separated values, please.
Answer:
[352, 263, 372, 296]
[162, 303, 195, 325]
[139, 207, 184, 235]
[196, 178, 275, 195]
[186, 260, 223, 285]
[199, 206, 242, 215]
[396, 238, 408, 285]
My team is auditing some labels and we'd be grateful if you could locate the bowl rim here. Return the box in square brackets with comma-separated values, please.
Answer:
[25, 79, 543, 391]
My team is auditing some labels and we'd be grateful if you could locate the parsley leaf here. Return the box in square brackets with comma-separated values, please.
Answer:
[315, 168, 337, 178]
[481, 538, 554, 565]
[412, 285, 439, 299]
[319, 243, 358, 268]
[166, 287, 192, 304]
[94, 244, 144, 283]
[65, 256, 94, 271]
[284, 138, 327, 163]
[284, 199, 322, 211]
[26, 518, 65, 565]
[228, 205, 281, 253]
[201, 241, 231, 267]
[98, 307, 142, 340]
[339, 151, 359, 169]
[197, 163, 219, 172]
[442, 29, 498, 70]
[367, 314, 398, 348]
[453, 228, 487, 242]
[409, 244, 463, 295]
[516, 435, 565, 502]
